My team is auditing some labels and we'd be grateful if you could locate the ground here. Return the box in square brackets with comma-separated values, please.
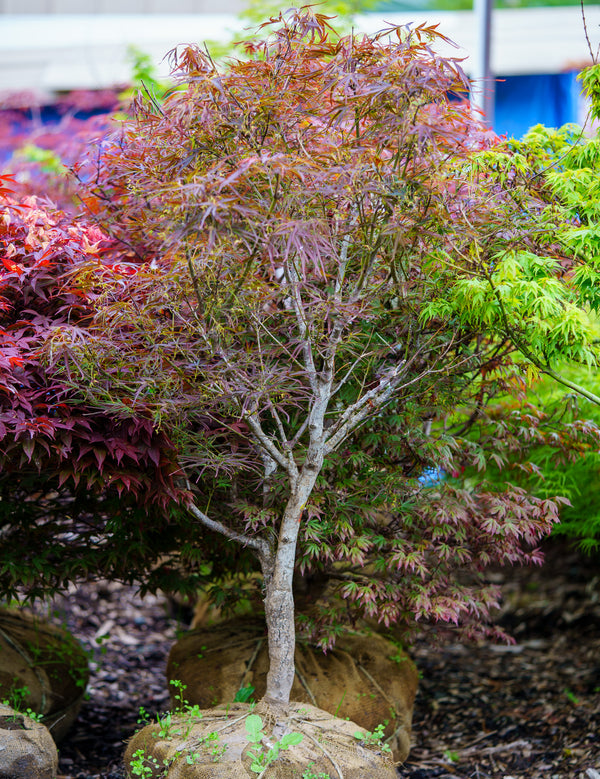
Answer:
[28, 539, 599, 779]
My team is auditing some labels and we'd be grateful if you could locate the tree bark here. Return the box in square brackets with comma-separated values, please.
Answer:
[263, 456, 323, 704]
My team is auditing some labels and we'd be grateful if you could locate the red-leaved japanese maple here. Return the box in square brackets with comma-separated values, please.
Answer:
[0, 178, 203, 598]
[37, 11, 599, 708]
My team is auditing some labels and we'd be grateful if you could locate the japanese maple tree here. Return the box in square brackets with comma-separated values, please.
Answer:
[40, 9, 600, 710]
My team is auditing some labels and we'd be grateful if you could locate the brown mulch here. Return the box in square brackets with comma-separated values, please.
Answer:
[401, 542, 600, 779]
[21, 539, 600, 779]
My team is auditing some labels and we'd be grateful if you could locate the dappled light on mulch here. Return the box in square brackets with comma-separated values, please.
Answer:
[25, 539, 599, 779]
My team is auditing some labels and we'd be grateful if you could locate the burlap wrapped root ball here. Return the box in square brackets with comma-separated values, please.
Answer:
[166, 619, 418, 764]
[0, 703, 58, 779]
[0, 608, 89, 742]
[124, 701, 397, 778]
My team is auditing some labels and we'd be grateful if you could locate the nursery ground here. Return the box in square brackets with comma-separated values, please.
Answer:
[36, 539, 599, 779]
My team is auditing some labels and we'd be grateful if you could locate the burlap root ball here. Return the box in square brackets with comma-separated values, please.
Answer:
[124, 701, 397, 779]
[166, 619, 418, 764]
[0, 703, 58, 779]
[0, 608, 89, 742]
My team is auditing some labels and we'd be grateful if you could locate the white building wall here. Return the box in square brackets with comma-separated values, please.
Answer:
[0, 7, 599, 96]
[0, 0, 244, 12]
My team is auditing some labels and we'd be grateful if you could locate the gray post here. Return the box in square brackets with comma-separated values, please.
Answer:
[472, 0, 494, 127]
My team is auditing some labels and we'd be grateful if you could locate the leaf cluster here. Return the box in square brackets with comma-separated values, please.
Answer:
[0, 184, 212, 600]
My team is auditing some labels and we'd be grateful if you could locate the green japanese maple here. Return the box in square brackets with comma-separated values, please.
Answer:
[43, 10, 594, 707]
[450, 64, 600, 554]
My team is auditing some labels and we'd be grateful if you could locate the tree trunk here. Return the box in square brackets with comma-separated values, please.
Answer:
[263, 466, 322, 705]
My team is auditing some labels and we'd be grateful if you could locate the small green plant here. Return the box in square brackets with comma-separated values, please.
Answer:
[199, 730, 227, 761]
[2, 683, 29, 710]
[0, 699, 44, 723]
[169, 679, 203, 719]
[129, 748, 162, 778]
[333, 690, 346, 717]
[234, 684, 255, 703]
[245, 713, 304, 774]
[564, 688, 580, 705]
[444, 748, 460, 763]
[353, 723, 392, 754]
[1, 683, 43, 722]
[155, 710, 181, 740]
[302, 763, 332, 779]
[184, 751, 202, 764]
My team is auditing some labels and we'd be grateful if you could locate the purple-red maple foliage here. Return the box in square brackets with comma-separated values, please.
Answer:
[0, 177, 229, 599]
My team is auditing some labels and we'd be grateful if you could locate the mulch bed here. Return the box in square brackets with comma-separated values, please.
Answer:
[22, 539, 600, 779]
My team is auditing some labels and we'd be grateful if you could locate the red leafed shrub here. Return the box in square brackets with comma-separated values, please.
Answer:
[0, 178, 232, 600]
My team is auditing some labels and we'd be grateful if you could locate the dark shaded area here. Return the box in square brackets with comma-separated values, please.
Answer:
[402, 541, 600, 778]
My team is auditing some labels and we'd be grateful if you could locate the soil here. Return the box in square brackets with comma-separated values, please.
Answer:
[23, 539, 600, 779]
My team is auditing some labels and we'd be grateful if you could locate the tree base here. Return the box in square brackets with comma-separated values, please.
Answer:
[124, 701, 398, 778]
[167, 618, 418, 763]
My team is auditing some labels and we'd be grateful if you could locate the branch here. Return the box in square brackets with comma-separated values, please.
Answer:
[323, 359, 408, 454]
[324, 335, 464, 454]
[542, 365, 600, 406]
[187, 500, 271, 564]
[245, 410, 297, 480]
[289, 414, 310, 450]
[484, 270, 600, 407]
[284, 260, 319, 394]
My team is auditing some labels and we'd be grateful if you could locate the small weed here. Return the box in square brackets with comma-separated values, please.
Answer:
[200, 730, 227, 761]
[564, 688, 580, 705]
[444, 748, 460, 763]
[1, 683, 44, 722]
[333, 691, 346, 717]
[169, 679, 203, 718]
[353, 723, 391, 755]
[302, 762, 331, 778]
[129, 748, 164, 778]
[136, 706, 151, 726]
[185, 750, 202, 765]
[234, 684, 255, 703]
[245, 713, 304, 774]
[155, 710, 181, 740]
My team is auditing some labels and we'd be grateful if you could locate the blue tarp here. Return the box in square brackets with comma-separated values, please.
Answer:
[493, 71, 580, 138]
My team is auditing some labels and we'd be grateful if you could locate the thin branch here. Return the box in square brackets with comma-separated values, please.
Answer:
[542, 365, 600, 406]
[330, 331, 383, 398]
[267, 398, 289, 450]
[187, 501, 270, 563]
[140, 79, 166, 116]
[580, 0, 599, 64]
[250, 310, 306, 372]
[289, 414, 310, 450]
[324, 328, 447, 444]
[323, 359, 408, 454]
[324, 339, 472, 455]
[484, 270, 600, 407]
[284, 259, 319, 394]
[245, 410, 296, 479]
